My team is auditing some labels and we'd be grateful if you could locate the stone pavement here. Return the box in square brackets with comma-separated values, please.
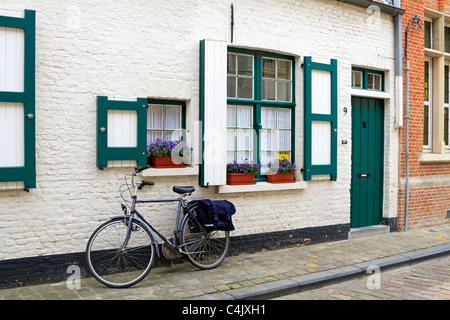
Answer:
[0, 223, 449, 300]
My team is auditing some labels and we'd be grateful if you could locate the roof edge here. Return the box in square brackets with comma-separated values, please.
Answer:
[337, 0, 405, 16]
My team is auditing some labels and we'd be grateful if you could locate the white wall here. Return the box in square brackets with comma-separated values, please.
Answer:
[0, 0, 398, 260]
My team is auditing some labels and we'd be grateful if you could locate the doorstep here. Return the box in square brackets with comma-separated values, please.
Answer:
[348, 225, 390, 240]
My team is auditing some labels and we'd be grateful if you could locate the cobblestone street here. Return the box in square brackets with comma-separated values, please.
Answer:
[274, 255, 450, 300]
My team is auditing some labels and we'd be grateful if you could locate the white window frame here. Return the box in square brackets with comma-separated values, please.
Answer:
[445, 62, 450, 151]
[352, 70, 363, 89]
[425, 17, 433, 50]
[367, 73, 382, 91]
[424, 58, 432, 152]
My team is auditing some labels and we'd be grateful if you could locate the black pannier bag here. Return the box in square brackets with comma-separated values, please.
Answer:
[193, 200, 236, 231]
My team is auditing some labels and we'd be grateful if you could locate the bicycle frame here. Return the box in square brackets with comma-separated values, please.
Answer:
[117, 171, 201, 257]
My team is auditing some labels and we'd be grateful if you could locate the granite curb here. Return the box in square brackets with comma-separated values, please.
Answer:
[193, 244, 450, 300]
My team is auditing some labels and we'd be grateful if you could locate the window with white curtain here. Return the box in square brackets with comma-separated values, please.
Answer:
[226, 48, 295, 180]
[147, 102, 183, 145]
[227, 105, 254, 163]
[260, 107, 291, 173]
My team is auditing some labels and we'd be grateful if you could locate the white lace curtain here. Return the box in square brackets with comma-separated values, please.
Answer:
[147, 104, 182, 144]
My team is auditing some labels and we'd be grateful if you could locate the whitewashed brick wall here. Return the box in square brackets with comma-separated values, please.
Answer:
[0, 0, 398, 260]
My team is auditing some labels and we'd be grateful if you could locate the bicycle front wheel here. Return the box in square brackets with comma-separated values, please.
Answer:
[180, 212, 230, 269]
[86, 218, 155, 288]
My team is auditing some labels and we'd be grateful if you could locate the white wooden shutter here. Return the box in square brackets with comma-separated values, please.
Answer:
[199, 39, 227, 186]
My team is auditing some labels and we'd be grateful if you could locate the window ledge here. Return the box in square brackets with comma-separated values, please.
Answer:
[217, 181, 308, 194]
[419, 153, 450, 163]
[425, 48, 443, 58]
[142, 165, 199, 177]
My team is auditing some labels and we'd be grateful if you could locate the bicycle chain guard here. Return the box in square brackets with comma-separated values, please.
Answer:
[162, 239, 183, 260]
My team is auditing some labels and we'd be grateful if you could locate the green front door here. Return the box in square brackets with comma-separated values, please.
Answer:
[350, 97, 384, 228]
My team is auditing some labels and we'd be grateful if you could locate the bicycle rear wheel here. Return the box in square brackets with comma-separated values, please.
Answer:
[86, 218, 155, 288]
[180, 212, 230, 269]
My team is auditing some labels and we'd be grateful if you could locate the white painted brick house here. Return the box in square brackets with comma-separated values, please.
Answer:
[0, 0, 404, 287]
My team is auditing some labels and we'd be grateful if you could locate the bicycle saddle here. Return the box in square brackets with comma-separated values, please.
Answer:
[173, 186, 195, 194]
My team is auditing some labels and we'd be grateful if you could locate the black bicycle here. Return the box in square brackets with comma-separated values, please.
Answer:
[86, 166, 230, 288]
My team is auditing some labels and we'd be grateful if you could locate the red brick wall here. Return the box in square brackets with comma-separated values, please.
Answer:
[398, 0, 450, 230]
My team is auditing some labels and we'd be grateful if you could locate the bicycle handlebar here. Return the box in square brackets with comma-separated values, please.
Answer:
[138, 181, 154, 190]
[135, 165, 150, 173]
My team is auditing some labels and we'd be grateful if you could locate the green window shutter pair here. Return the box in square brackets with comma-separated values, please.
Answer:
[96, 96, 148, 169]
[0, 10, 36, 190]
[303, 57, 338, 181]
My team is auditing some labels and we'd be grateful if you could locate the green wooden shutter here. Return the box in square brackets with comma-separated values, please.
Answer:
[97, 96, 148, 169]
[303, 57, 338, 181]
[0, 10, 36, 190]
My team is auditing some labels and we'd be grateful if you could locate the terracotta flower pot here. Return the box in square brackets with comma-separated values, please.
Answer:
[149, 155, 186, 168]
[226, 173, 256, 185]
[266, 172, 295, 184]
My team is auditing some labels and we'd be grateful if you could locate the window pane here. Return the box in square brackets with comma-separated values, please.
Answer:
[352, 71, 363, 88]
[425, 21, 431, 49]
[277, 81, 291, 102]
[262, 58, 276, 78]
[237, 77, 253, 99]
[367, 73, 374, 90]
[164, 130, 181, 141]
[446, 27, 450, 53]
[164, 105, 181, 130]
[227, 76, 237, 98]
[261, 130, 276, 151]
[262, 79, 276, 100]
[236, 105, 252, 128]
[278, 130, 291, 151]
[227, 129, 236, 150]
[238, 54, 253, 76]
[147, 131, 163, 145]
[236, 128, 252, 150]
[227, 53, 236, 75]
[147, 104, 163, 129]
[278, 60, 291, 80]
[260, 151, 276, 173]
[227, 151, 235, 163]
[445, 65, 449, 104]
[425, 61, 430, 102]
[261, 108, 276, 129]
[424, 105, 429, 146]
[237, 151, 252, 162]
[227, 105, 236, 127]
[277, 109, 291, 129]
[445, 107, 449, 146]
[374, 74, 381, 91]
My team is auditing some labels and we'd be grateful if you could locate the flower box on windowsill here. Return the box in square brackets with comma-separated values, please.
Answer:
[266, 172, 295, 184]
[226, 173, 256, 185]
[149, 155, 186, 168]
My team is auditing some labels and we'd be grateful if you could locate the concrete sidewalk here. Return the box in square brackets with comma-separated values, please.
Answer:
[0, 223, 449, 300]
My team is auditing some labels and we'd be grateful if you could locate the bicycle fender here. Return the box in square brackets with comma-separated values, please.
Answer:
[109, 216, 161, 258]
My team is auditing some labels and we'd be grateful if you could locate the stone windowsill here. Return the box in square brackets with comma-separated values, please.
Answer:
[419, 153, 450, 163]
[141, 165, 199, 177]
[218, 181, 308, 194]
